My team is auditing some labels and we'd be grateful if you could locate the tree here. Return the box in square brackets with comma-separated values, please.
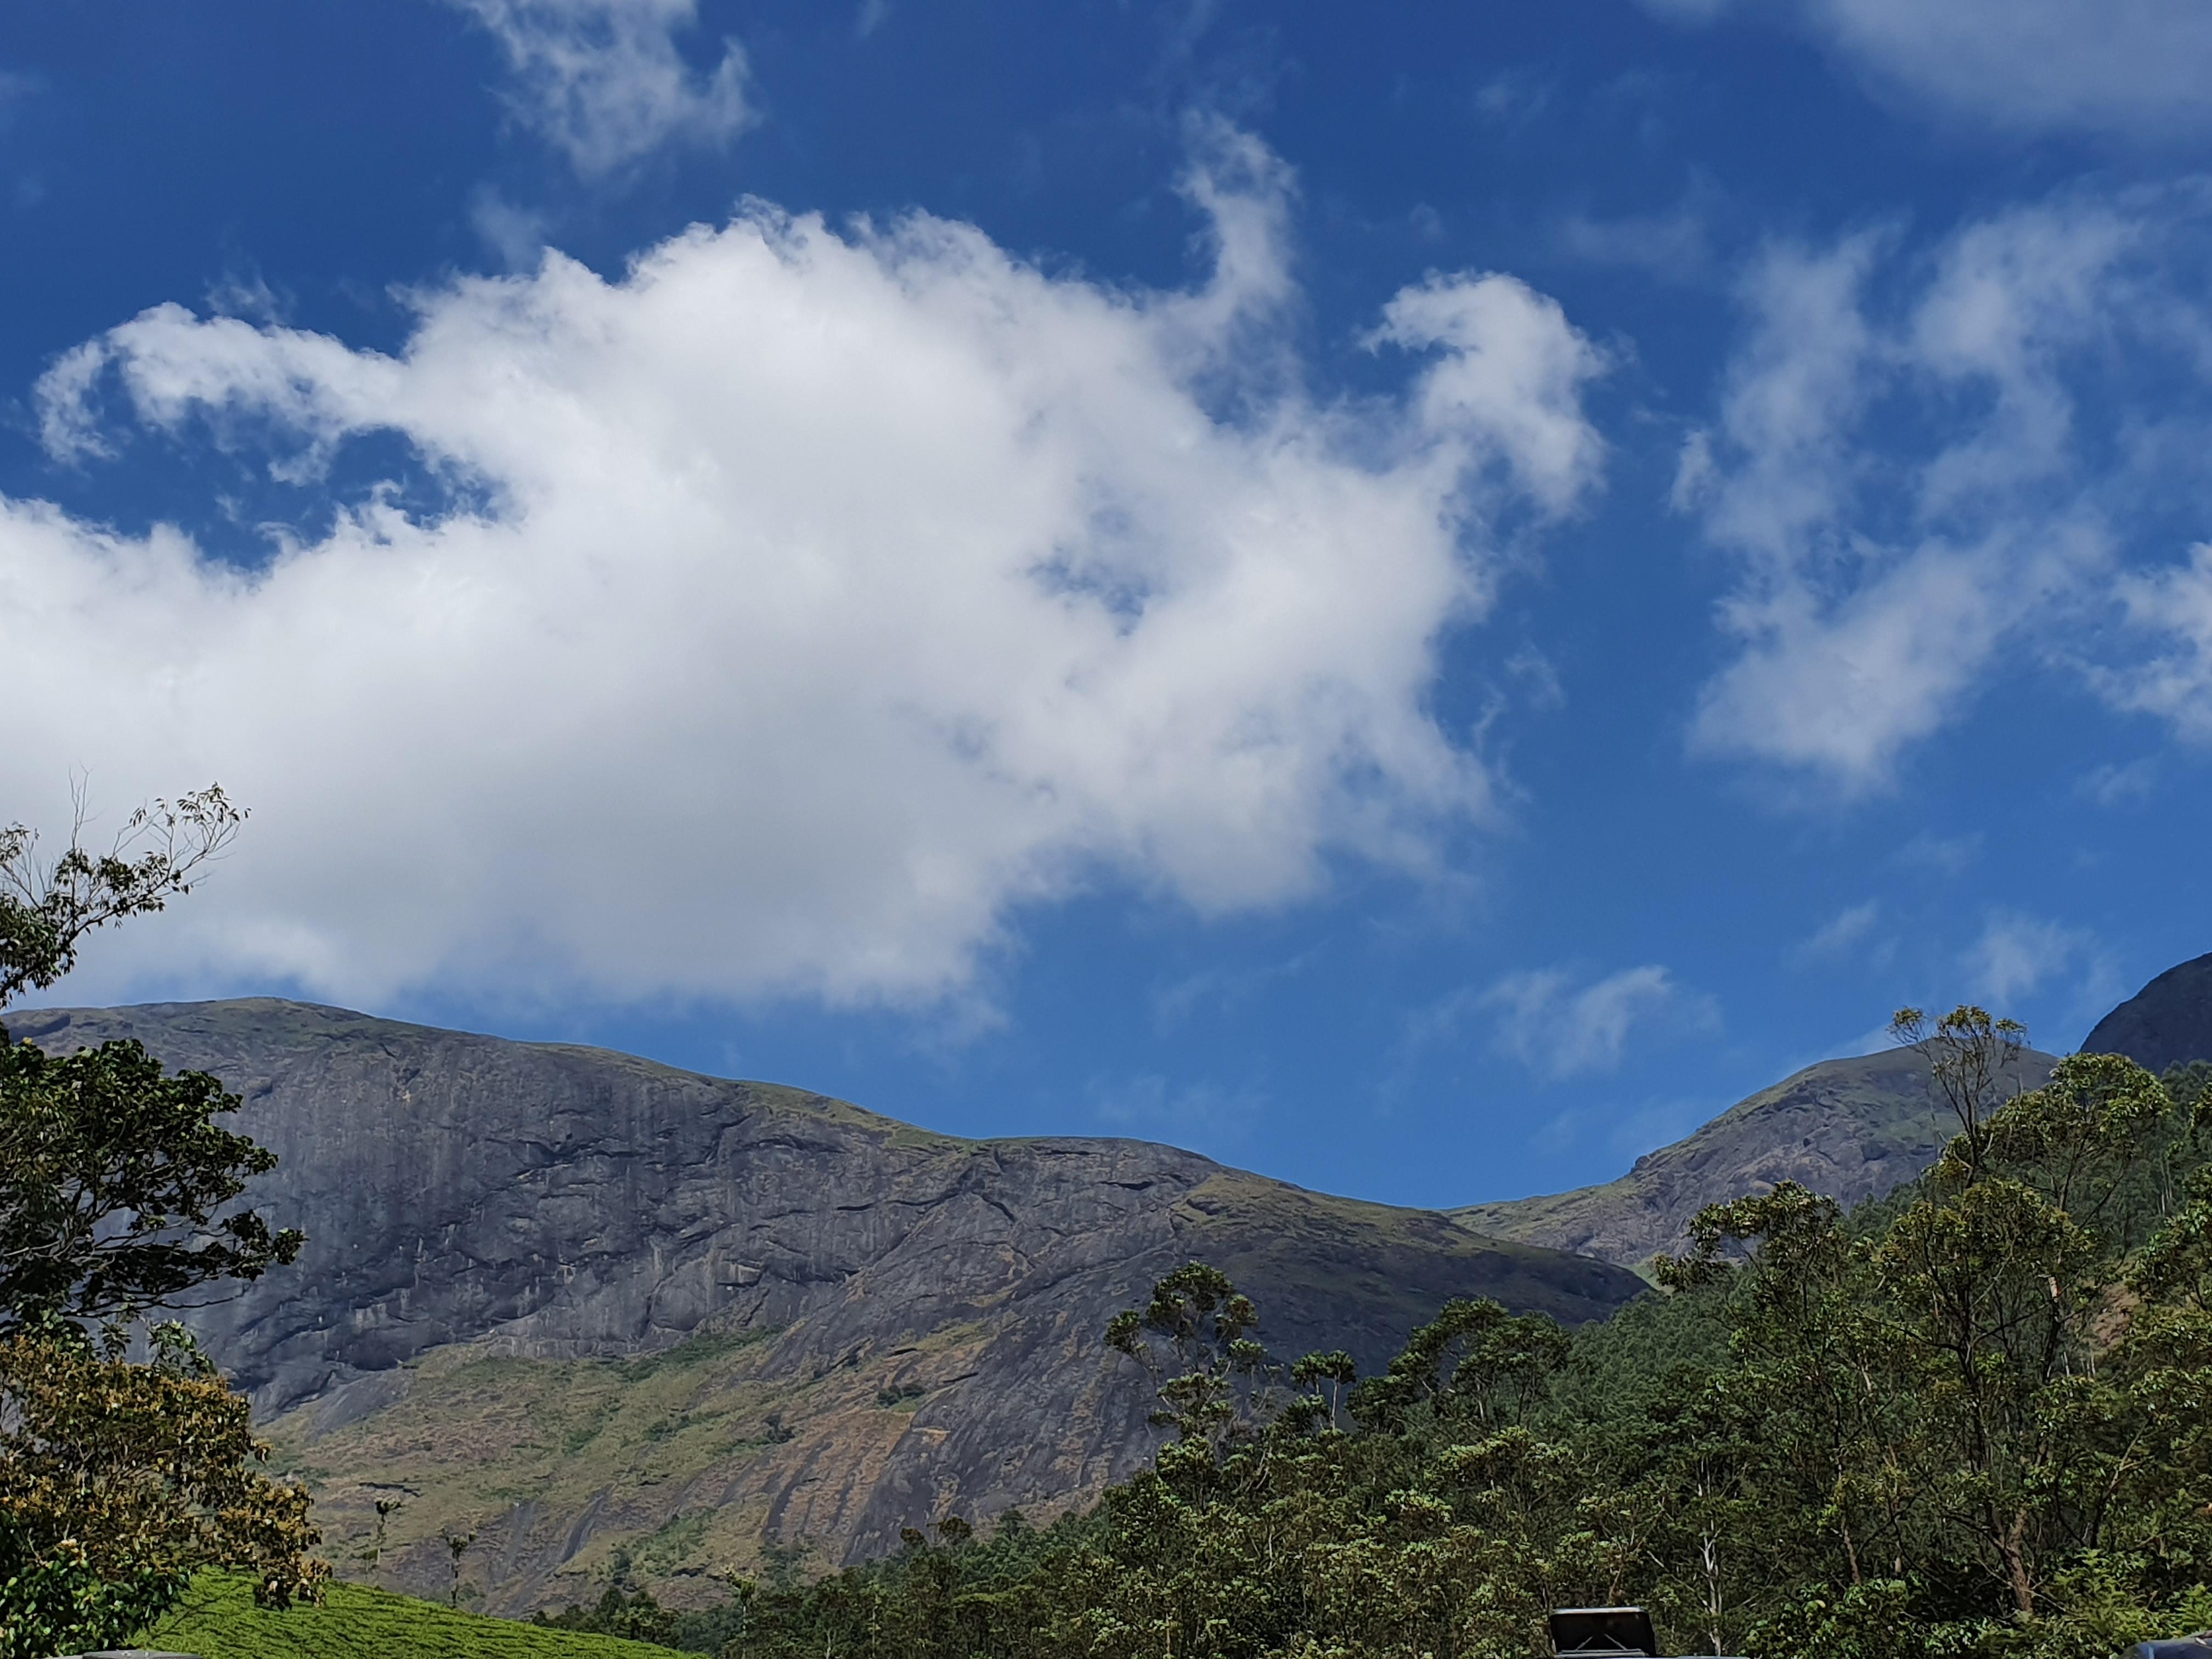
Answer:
[0, 787, 322, 1658]
[1889, 1003, 2029, 1182]
[0, 1035, 303, 1335]
[1347, 1295, 1568, 1435]
[1106, 1261, 1273, 1462]
[712, 1007, 2212, 1659]
[441, 1530, 478, 1609]
[1655, 1026, 2206, 1655]
[368, 1496, 405, 1571]
[0, 786, 244, 1010]
[0, 1323, 324, 1658]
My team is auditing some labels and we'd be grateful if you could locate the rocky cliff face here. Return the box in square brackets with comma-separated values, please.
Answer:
[2083, 953, 2212, 1076]
[3, 999, 1643, 1612]
[1457, 1046, 2058, 1269]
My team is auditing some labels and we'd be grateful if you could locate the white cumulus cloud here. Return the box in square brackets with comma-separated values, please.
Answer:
[4, 132, 1606, 1012]
[448, 0, 754, 177]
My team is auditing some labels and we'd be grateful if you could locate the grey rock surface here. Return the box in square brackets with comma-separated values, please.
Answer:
[3, 998, 1643, 1600]
[1457, 1045, 2058, 1268]
[2083, 952, 2212, 1076]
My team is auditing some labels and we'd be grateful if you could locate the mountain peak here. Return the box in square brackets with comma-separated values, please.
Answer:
[2081, 952, 2212, 1075]
[1461, 1045, 2059, 1270]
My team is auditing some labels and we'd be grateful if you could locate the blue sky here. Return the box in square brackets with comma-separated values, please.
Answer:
[4, 0, 2211, 1211]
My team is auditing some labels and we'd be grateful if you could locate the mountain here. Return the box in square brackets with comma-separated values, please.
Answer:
[2083, 952, 2212, 1076]
[1, 999, 1644, 1614]
[1457, 1045, 2059, 1271]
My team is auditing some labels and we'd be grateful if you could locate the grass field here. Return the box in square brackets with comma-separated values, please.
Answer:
[257, 1317, 962, 1609]
[134, 1574, 689, 1659]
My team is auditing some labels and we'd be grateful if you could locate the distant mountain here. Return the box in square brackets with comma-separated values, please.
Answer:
[1457, 1045, 2058, 1271]
[3, 999, 1642, 1613]
[2083, 952, 2212, 1076]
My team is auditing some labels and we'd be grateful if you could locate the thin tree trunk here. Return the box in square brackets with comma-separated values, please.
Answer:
[2001, 1509, 2035, 1618]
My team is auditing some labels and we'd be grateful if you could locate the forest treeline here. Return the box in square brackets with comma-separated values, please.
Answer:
[561, 1018, 2212, 1659]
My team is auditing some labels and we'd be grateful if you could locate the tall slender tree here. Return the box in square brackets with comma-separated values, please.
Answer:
[0, 788, 324, 1659]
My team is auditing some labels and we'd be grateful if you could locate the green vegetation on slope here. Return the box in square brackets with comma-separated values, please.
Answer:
[139, 1573, 685, 1659]
[264, 1324, 825, 1607]
[264, 1308, 1045, 1613]
[683, 1044, 2212, 1659]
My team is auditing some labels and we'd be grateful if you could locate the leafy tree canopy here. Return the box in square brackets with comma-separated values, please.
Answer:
[0, 1034, 303, 1335]
[695, 1015, 2212, 1659]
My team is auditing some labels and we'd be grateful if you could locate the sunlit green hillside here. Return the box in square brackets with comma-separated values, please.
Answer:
[136, 1574, 686, 1659]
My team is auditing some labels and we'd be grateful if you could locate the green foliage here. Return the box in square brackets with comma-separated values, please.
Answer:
[1891, 1003, 2031, 1181]
[716, 1018, 2212, 1659]
[0, 1322, 327, 1657]
[142, 1572, 687, 1658]
[0, 786, 244, 1010]
[1108, 1261, 1274, 1457]
[0, 1522, 183, 1659]
[0, 1034, 303, 1332]
[0, 786, 326, 1657]
[534, 1581, 752, 1655]
[2164, 1060, 2212, 1115]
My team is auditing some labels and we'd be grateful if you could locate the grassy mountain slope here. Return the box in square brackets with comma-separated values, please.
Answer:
[1458, 1045, 2058, 1270]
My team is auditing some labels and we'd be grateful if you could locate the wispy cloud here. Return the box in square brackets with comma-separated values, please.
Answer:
[0, 69, 40, 125]
[2075, 757, 2159, 808]
[1150, 950, 1319, 1034]
[447, 0, 755, 178]
[1960, 910, 2121, 1037]
[1088, 1074, 1264, 1146]
[204, 269, 287, 326]
[1537, 1093, 1716, 1160]
[469, 188, 553, 270]
[1553, 194, 1718, 285]
[1424, 964, 1722, 1081]
[1793, 899, 1884, 964]
[2104, 543, 2212, 741]
[1895, 830, 1984, 874]
[1680, 186, 2212, 794]
[1471, 69, 1553, 129]
[1503, 644, 1567, 710]
[1639, 0, 2212, 142]
[1965, 911, 2084, 1004]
